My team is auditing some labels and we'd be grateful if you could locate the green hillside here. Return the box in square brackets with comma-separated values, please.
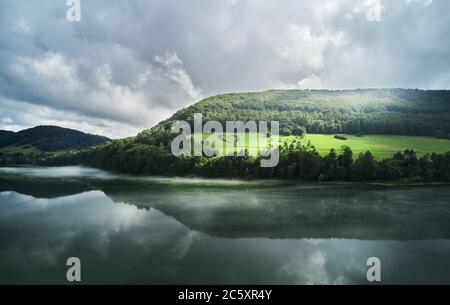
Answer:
[0, 126, 111, 165]
[46, 89, 450, 182]
[194, 133, 450, 160]
[156, 89, 450, 137]
[0, 126, 110, 152]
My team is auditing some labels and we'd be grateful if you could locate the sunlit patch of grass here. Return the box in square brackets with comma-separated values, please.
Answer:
[190, 133, 450, 160]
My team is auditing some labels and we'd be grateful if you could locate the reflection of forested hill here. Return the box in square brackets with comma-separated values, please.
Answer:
[2, 173, 450, 241]
[0, 175, 450, 240]
[98, 181, 450, 241]
[0, 175, 94, 198]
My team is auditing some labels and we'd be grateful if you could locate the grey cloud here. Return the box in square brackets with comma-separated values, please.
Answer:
[0, 0, 449, 137]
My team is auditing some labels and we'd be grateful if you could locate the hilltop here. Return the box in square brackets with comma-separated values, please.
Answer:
[148, 88, 450, 138]
[0, 126, 110, 153]
[0, 126, 110, 165]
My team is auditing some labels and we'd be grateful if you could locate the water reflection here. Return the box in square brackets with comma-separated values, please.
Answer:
[0, 167, 450, 284]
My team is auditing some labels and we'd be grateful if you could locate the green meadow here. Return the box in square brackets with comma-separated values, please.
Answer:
[298, 134, 450, 159]
[193, 133, 450, 160]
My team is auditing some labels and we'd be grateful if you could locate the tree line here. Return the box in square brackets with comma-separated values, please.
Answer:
[43, 137, 450, 183]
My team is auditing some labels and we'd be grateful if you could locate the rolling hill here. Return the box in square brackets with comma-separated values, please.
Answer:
[151, 88, 450, 137]
[47, 89, 450, 182]
[0, 130, 15, 147]
[0, 126, 111, 153]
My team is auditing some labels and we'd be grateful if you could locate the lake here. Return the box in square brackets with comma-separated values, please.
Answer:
[0, 166, 450, 284]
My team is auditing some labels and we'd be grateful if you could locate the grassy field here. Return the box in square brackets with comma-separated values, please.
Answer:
[193, 133, 450, 160]
[290, 134, 450, 159]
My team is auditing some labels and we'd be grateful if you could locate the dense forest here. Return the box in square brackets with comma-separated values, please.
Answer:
[0, 131, 15, 147]
[159, 89, 450, 137]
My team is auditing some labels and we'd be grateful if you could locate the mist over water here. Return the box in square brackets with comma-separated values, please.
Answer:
[0, 166, 450, 284]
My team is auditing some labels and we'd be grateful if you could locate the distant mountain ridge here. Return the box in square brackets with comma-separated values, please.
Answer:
[0, 126, 110, 152]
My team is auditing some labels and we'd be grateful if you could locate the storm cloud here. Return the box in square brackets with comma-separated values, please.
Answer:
[0, 0, 449, 138]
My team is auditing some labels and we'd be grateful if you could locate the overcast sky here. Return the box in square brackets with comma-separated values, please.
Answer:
[0, 0, 449, 138]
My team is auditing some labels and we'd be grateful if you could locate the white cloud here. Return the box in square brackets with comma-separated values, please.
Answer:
[153, 52, 203, 102]
[278, 25, 329, 70]
[406, 0, 433, 6]
[296, 74, 326, 89]
[0, 97, 142, 138]
[11, 16, 33, 34]
[0, 0, 449, 137]
[4, 49, 200, 135]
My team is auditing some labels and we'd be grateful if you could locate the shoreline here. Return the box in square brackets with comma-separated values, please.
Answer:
[1, 164, 450, 187]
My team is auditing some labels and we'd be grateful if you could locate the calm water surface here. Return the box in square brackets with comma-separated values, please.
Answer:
[0, 166, 449, 284]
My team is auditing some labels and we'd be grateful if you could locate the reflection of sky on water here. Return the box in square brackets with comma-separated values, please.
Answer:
[1, 190, 450, 284]
[0, 166, 285, 186]
[0, 166, 109, 178]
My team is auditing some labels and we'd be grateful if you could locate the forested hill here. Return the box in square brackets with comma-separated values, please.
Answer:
[0, 126, 111, 152]
[150, 89, 450, 137]
[46, 89, 450, 182]
[0, 131, 15, 147]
